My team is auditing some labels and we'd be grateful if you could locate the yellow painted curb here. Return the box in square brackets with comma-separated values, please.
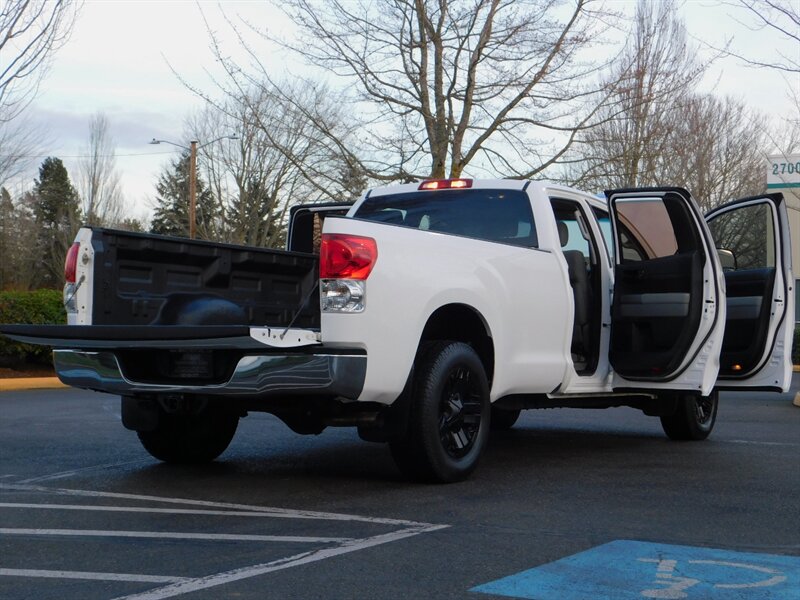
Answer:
[0, 377, 67, 392]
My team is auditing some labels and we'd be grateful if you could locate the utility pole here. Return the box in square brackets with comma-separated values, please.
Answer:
[189, 140, 198, 239]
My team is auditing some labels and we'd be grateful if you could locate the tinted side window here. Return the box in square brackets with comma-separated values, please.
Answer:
[354, 189, 537, 248]
[551, 198, 598, 264]
[707, 202, 775, 270]
[614, 198, 679, 263]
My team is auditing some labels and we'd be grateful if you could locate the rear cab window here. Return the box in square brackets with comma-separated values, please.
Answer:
[353, 188, 538, 248]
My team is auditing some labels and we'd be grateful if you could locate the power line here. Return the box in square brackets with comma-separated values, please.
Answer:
[0, 150, 178, 159]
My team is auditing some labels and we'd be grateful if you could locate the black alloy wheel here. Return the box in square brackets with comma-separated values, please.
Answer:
[389, 341, 491, 483]
[438, 365, 483, 458]
[660, 390, 719, 441]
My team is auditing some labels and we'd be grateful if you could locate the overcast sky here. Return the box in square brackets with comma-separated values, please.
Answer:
[10, 0, 800, 224]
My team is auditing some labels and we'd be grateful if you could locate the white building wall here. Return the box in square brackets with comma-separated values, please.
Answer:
[767, 154, 800, 320]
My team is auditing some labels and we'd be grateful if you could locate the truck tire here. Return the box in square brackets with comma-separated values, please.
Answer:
[389, 341, 490, 483]
[490, 407, 521, 431]
[659, 390, 718, 441]
[137, 408, 239, 464]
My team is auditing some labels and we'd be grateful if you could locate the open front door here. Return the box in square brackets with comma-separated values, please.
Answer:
[705, 193, 793, 391]
[605, 188, 725, 395]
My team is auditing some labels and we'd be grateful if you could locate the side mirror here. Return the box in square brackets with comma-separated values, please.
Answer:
[717, 248, 737, 271]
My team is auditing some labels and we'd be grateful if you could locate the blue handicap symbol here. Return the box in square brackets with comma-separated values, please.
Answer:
[471, 540, 800, 599]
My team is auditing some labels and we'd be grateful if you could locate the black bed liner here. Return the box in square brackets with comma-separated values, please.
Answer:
[84, 227, 320, 329]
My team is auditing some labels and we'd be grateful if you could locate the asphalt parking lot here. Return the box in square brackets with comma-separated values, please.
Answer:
[1, 380, 799, 600]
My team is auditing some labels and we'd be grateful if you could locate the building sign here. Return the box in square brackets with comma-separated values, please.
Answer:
[767, 154, 800, 189]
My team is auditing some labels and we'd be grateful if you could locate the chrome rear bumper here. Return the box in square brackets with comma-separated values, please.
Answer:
[53, 349, 366, 399]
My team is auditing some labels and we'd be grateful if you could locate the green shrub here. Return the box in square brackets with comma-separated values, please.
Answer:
[0, 289, 65, 367]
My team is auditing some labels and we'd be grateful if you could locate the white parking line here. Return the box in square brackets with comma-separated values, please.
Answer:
[18, 460, 150, 484]
[0, 483, 429, 525]
[0, 502, 384, 521]
[0, 482, 449, 599]
[724, 439, 800, 447]
[0, 527, 353, 544]
[109, 524, 448, 600]
[0, 569, 188, 584]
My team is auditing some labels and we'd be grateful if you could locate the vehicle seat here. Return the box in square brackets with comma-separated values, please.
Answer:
[558, 221, 591, 355]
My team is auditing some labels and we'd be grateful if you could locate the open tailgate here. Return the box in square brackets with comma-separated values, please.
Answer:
[0, 324, 269, 350]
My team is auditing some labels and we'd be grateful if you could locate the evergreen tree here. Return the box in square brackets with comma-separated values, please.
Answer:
[34, 157, 81, 227]
[32, 157, 82, 288]
[226, 177, 275, 247]
[150, 152, 218, 239]
[0, 187, 13, 289]
[117, 217, 145, 233]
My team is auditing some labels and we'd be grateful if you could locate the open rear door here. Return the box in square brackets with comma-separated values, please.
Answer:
[705, 193, 793, 391]
[605, 188, 725, 395]
[287, 203, 353, 253]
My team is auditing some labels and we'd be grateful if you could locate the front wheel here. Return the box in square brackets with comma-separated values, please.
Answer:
[660, 390, 718, 441]
[137, 407, 239, 464]
[390, 341, 490, 483]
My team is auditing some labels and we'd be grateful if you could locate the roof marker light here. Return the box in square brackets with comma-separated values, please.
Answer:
[418, 178, 473, 190]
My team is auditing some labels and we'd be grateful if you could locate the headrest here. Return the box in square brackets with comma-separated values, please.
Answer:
[557, 221, 569, 247]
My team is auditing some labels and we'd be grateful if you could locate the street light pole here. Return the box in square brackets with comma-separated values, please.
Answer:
[149, 135, 238, 239]
[188, 140, 198, 239]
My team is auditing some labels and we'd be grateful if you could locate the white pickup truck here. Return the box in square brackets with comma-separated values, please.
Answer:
[1, 180, 793, 482]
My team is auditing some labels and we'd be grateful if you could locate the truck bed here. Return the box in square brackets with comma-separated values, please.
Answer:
[79, 228, 320, 329]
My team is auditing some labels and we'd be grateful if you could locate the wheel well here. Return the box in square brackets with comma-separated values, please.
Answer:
[420, 304, 495, 383]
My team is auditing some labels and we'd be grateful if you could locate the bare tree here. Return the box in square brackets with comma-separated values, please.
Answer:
[565, 0, 709, 189]
[0, 115, 44, 187]
[724, 0, 799, 73]
[721, 1, 799, 154]
[0, 0, 80, 123]
[205, 0, 621, 182]
[187, 79, 365, 247]
[0, 1, 75, 191]
[78, 113, 124, 226]
[667, 95, 767, 211]
[190, 97, 293, 247]
[571, 93, 766, 210]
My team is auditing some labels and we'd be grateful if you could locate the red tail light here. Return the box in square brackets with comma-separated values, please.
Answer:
[64, 242, 80, 283]
[320, 234, 377, 280]
[418, 178, 472, 190]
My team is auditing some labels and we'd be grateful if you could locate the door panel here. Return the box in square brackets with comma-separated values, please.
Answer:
[611, 252, 704, 378]
[705, 194, 793, 390]
[606, 188, 724, 394]
[719, 268, 775, 377]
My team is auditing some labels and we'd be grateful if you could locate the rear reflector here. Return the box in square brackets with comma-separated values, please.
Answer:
[418, 178, 473, 190]
[64, 242, 80, 283]
[320, 234, 378, 280]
